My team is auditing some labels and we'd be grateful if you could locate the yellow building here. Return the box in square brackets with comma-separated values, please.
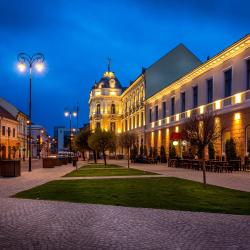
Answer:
[0, 106, 19, 159]
[89, 71, 123, 134]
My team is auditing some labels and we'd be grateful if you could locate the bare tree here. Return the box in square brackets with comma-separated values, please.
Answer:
[119, 131, 137, 168]
[88, 129, 116, 165]
[183, 112, 224, 185]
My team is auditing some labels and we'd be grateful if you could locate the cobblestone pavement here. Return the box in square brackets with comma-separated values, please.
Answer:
[108, 160, 250, 192]
[0, 198, 250, 250]
[0, 163, 75, 198]
[1, 160, 250, 249]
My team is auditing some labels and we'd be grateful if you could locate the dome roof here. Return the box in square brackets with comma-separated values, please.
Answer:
[93, 71, 122, 89]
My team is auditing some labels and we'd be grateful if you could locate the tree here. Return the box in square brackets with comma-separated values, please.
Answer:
[149, 147, 153, 158]
[143, 145, 148, 157]
[73, 129, 91, 160]
[119, 131, 137, 168]
[160, 145, 167, 163]
[88, 129, 116, 165]
[183, 112, 224, 185]
[169, 143, 177, 159]
[208, 142, 215, 160]
[225, 138, 237, 161]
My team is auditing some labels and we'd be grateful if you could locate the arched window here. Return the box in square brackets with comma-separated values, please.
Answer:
[96, 104, 101, 114]
[111, 104, 115, 114]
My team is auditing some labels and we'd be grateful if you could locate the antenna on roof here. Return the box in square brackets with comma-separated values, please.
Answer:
[107, 57, 112, 72]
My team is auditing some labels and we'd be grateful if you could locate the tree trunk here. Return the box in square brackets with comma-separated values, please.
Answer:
[93, 150, 97, 163]
[201, 148, 207, 185]
[127, 147, 130, 168]
[103, 150, 107, 166]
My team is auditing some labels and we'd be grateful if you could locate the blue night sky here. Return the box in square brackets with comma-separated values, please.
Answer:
[0, 0, 249, 135]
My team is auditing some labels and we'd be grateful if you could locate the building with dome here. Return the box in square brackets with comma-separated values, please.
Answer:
[89, 70, 123, 134]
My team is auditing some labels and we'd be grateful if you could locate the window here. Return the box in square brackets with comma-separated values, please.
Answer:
[171, 97, 175, 115]
[2, 126, 5, 136]
[110, 122, 115, 132]
[247, 59, 250, 90]
[8, 127, 11, 137]
[137, 114, 139, 127]
[224, 69, 232, 97]
[207, 79, 213, 103]
[96, 104, 101, 114]
[181, 92, 186, 112]
[96, 122, 101, 129]
[133, 116, 135, 129]
[111, 104, 115, 114]
[193, 86, 198, 108]
[141, 112, 144, 126]
[149, 109, 152, 123]
[162, 102, 166, 118]
[13, 128, 16, 137]
[155, 106, 158, 121]
[125, 120, 128, 131]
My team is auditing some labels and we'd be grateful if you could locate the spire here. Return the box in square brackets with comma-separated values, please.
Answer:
[107, 57, 112, 72]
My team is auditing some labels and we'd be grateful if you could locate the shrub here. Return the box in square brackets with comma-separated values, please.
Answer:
[208, 142, 215, 160]
[225, 138, 237, 161]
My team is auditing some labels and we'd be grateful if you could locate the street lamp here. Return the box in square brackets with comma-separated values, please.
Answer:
[17, 52, 45, 172]
[64, 110, 77, 162]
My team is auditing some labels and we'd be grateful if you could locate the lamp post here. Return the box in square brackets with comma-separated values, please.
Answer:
[64, 110, 77, 162]
[17, 52, 45, 172]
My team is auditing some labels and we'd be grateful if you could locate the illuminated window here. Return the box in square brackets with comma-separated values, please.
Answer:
[110, 122, 116, 132]
[96, 122, 101, 129]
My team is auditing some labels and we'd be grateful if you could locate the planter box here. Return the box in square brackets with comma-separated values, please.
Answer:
[43, 158, 69, 168]
[0, 160, 21, 177]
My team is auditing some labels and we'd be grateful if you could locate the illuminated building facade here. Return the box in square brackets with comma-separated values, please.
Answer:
[145, 34, 250, 160]
[89, 34, 250, 160]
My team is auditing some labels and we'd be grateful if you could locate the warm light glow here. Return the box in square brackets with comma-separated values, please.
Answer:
[166, 117, 170, 124]
[176, 114, 180, 121]
[73, 112, 77, 117]
[173, 141, 179, 146]
[234, 93, 242, 104]
[64, 112, 69, 117]
[175, 126, 179, 132]
[35, 62, 44, 72]
[200, 105, 204, 114]
[117, 129, 121, 133]
[110, 91, 116, 96]
[166, 128, 169, 134]
[72, 128, 76, 132]
[151, 122, 155, 128]
[17, 62, 26, 72]
[234, 112, 241, 121]
[95, 91, 101, 96]
[182, 140, 187, 146]
[186, 110, 191, 118]
[215, 100, 221, 110]
[158, 119, 162, 126]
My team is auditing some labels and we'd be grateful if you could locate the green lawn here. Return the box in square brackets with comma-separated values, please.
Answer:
[64, 164, 156, 177]
[14, 177, 250, 215]
[79, 164, 122, 169]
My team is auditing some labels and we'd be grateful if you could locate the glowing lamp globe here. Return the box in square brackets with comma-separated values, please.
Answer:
[18, 62, 26, 72]
[35, 62, 44, 72]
